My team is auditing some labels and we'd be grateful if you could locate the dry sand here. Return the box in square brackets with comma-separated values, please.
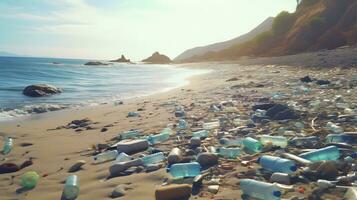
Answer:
[0, 52, 356, 200]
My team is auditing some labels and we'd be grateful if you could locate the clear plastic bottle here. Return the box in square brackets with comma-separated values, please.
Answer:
[202, 121, 220, 130]
[240, 179, 281, 200]
[117, 130, 140, 140]
[219, 138, 242, 147]
[147, 128, 171, 145]
[259, 135, 288, 148]
[116, 152, 132, 162]
[217, 147, 241, 158]
[93, 150, 118, 164]
[289, 136, 319, 148]
[192, 130, 209, 138]
[243, 137, 262, 153]
[299, 146, 340, 162]
[178, 119, 188, 130]
[259, 155, 297, 174]
[21, 171, 40, 189]
[140, 152, 165, 166]
[1, 137, 13, 155]
[63, 175, 80, 200]
[169, 162, 201, 179]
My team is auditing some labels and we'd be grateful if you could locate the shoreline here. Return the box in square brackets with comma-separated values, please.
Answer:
[0, 55, 356, 200]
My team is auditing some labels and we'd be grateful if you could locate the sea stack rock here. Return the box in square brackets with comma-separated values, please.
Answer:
[23, 84, 61, 97]
[110, 55, 131, 63]
[142, 52, 171, 64]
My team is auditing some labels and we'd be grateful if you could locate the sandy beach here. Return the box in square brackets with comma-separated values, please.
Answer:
[0, 48, 356, 200]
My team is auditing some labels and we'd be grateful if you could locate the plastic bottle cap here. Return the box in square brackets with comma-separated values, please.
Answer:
[290, 165, 297, 171]
[273, 191, 281, 197]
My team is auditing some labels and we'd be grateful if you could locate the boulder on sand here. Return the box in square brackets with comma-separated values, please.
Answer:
[23, 84, 61, 97]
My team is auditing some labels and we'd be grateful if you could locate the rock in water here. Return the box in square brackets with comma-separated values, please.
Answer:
[68, 160, 86, 173]
[23, 84, 61, 97]
[84, 61, 110, 66]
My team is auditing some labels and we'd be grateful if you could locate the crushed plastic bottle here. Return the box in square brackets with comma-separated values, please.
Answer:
[1, 137, 13, 155]
[140, 152, 165, 166]
[117, 130, 140, 140]
[93, 150, 118, 164]
[21, 171, 40, 189]
[259, 135, 288, 148]
[202, 121, 220, 130]
[219, 138, 242, 147]
[299, 146, 340, 162]
[259, 155, 297, 174]
[63, 175, 80, 200]
[243, 137, 262, 153]
[217, 147, 241, 158]
[240, 179, 281, 200]
[192, 130, 209, 139]
[147, 128, 171, 145]
[169, 162, 201, 179]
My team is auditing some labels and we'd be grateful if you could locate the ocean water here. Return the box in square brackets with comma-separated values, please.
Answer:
[0, 57, 206, 120]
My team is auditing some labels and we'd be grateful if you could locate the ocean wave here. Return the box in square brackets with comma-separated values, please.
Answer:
[0, 104, 69, 120]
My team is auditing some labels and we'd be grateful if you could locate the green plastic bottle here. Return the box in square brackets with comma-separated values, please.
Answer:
[21, 171, 40, 189]
[243, 137, 262, 153]
[63, 175, 80, 199]
[2, 137, 13, 155]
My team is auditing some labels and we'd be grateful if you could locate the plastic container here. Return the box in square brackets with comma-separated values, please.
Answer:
[148, 128, 171, 145]
[243, 137, 262, 153]
[116, 139, 149, 154]
[21, 171, 40, 189]
[178, 119, 188, 130]
[168, 148, 183, 165]
[169, 162, 201, 179]
[259, 135, 288, 148]
[115, 152, 132, 162]
[217, 147, 241, 159]
[117, 130, 140, 140]
[259, 155, 297, 174]
[192, 130, 209, 138]
[63, 175, 80, 200]
[240, 179, 281, 200]
[140, 152, 165, 166]
[299, 146, 340, 162]
[1, 137, 13, 155]
[202, 121, 219, 130]
[93, 150, 118, 164]
[219, 138, 242, 147]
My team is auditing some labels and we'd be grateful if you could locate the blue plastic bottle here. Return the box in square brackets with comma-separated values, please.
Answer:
[192, 130, 209, 138]
[127, 112, 139, 117]
[178, 119, 188, 130]
[140, 152, 165, 166]
[217, 147, 241, 159]
[147, 128, 171, 145]
[240, 179, 281, 200]
[219, 138, 242, 147]
[169, 162, 201, 179]
[299, 146, 340, 162]
[117, 130, 140, 140]
[259, 155, 297, 174]
[243, 137, 262, 153]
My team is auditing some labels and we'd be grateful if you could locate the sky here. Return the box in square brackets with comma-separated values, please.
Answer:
[0, 0, 297, 60]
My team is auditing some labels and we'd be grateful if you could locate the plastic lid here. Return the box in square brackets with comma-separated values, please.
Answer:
[290, 165, 297, 171]
[273, 191, 281, 197]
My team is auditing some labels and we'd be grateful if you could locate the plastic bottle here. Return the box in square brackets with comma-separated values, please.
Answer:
[178, 119, 188, 130]
[217, 147, 241, 159]
[299, 146, 340, 162]
[148, 128, 171, 145]
[168, 148, 183, 165]
[192, 130, 209, 138]
[93, 150, 118, 164]
[240, 179, 281, 200]
[326, 122, 344, 134]
[1, 137, 13, 155]
[127, 111, 139, 117]
[115, 139, 149, 154]
[325, 134, 356, 144]
[117, 130, 140, 140]
[219, 138, 242, 147]
[289, 136, 319, 148]
[243, 137, 262, 153]
[116, 152, 132, 162]
[169, 162, 201, 179]
[259, 135, 288, 148]
[21, 171, 40, 189]
[259, 155, 297, 174]
[140, 152, 165, 166]
[63, 175, 80, 200]
[202, 121, 220, 130]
